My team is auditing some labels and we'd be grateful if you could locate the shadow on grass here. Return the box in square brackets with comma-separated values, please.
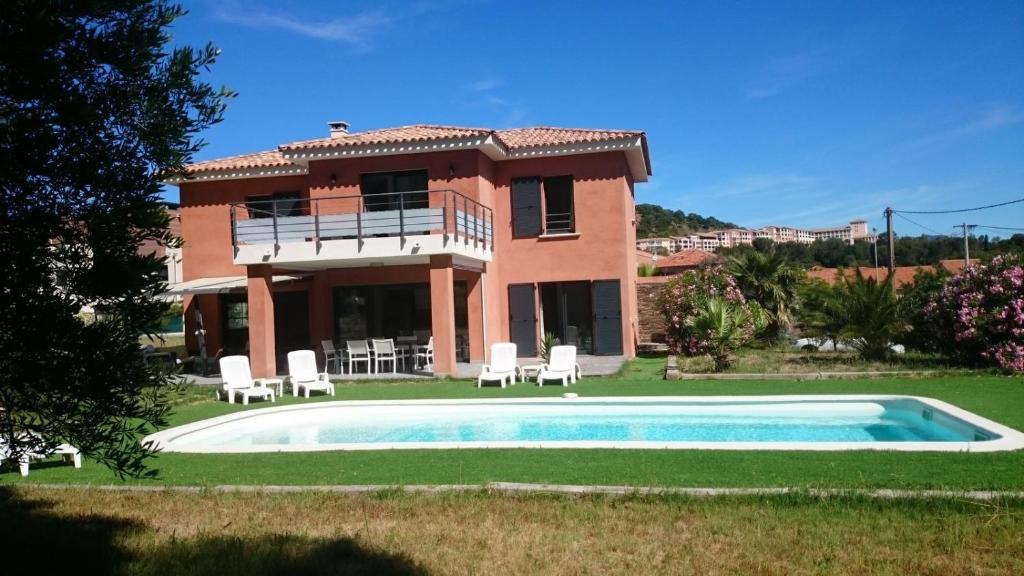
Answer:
[0, 487, 429, 576]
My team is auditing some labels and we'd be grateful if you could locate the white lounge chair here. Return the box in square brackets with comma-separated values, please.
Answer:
[287, 350, 336, 398]
[1, 435, 81, 477]
[217, 355, 276, 405]
[477, 342, 521, 388]
[322, 340, 343, 374]
[371, 339, 398, 374]
[415, 336, 434, 371]
[537, 345, 578, 387]
[346, 339, 371, 374]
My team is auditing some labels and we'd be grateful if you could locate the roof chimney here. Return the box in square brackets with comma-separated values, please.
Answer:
[328, 120, 350, 138]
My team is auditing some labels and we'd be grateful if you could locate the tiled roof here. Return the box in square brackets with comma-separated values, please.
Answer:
[806, 260, 979, 288]
[178, 124, 649, 176]
[655, 250, 718, 269]
[279, 124, 645, 152]
[495, 127, 644, 150]
[181, 150, 292, 173]
[279, 125, 493, 151]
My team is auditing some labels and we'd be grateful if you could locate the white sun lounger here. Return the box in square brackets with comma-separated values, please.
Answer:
[287, 350, 336, 398]
[477, 342, 521, 388]
[218, 355, 276, 405]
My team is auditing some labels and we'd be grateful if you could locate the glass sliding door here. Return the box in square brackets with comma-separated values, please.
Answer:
[360, 170, 428, 212]
[539, 281, 595, 354]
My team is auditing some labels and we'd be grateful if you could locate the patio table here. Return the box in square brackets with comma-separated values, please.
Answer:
[520, 364, 544, 383]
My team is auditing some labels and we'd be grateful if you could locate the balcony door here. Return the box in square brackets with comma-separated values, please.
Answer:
[360, 170, 428, 212]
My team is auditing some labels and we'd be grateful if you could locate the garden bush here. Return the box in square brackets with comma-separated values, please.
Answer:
[924, 254, 1024, 372]
[657, 265, 765, 370]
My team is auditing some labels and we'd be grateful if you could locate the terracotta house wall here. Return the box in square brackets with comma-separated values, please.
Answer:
[491, 151, 637, 357]
[179, 175, 308, 281]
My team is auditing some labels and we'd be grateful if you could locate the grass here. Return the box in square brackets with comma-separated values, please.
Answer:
[2, 486, 1022, 575]
[673, 346, 966, 374]
[4, 358, 1024, 490]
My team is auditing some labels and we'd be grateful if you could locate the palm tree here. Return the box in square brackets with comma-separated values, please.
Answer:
[832, 269, 905, 360]
[728, 250, 802, 341]
[686, 297, 766, 371]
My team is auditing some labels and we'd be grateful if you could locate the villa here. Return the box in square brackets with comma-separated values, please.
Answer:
[166, 123, 651, 377]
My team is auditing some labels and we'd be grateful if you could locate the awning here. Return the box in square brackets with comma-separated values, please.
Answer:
[165, 274, 309, 295]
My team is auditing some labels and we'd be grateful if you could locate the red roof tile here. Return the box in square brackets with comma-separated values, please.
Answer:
[806, 260, 980, 288]
[495, 127, 644, 150]
[655, 250, 718, 270]
[279, 125, 493, 152]
[181, 150, 292, 174]
[181, 124, 649, 175]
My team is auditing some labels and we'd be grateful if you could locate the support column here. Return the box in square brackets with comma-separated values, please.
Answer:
[247, 265, 277, 377]
[429, 255, 457, 375]
[309, 271, 333, 363]
[466, 272, 484, 362]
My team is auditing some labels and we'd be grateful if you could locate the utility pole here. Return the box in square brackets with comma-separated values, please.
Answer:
[956, 223, 976, 268]
[872, 227, 878, 271]
[884, 207, 895, 287]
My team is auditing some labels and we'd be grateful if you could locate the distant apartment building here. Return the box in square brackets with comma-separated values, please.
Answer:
[637, 219, 874, 254]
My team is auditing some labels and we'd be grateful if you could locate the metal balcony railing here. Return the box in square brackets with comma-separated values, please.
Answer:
[229, 189, 494, 253]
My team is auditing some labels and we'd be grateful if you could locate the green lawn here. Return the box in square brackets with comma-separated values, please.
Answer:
[4, 358, 1024, 489]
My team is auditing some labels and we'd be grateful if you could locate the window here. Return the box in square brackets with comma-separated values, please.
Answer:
[246, 192, 302, 219]
[511, 175, 575, 237]
[360, 170, 428, 212]
[220, 294, 249, 354]
[543, 176, 574, 233]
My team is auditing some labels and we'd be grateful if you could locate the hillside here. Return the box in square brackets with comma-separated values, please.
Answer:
[636, 203, 737, 238]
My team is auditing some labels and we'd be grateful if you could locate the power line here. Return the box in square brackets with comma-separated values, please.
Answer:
[893, 196, 1024, 215]
[893, 212, 955, 237]
[975, 225, 1024, 233]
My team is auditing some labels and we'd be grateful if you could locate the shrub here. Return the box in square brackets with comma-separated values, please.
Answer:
[686, 297, 766, 371]
[657, 265, 764, 370]
[898, 266, 951, 353]
[831, 269, 906, 361]
[728, 250, 802, 341]
[924, 254, 1024, 372]
[637, 263, 657, 277]
[795, 277, 844, 348]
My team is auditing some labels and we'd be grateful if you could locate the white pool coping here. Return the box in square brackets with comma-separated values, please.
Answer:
[143, 395, 1024, 453]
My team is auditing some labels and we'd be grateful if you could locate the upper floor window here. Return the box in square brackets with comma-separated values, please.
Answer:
[246, 192, 301, 219]
[361, 170, 428, 212]
[511, 175, 575, 237]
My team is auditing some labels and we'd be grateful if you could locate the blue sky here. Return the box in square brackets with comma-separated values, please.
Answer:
[167, 0, 1024, 237]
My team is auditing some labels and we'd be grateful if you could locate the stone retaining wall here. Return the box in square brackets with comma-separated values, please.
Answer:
[636, 276, 671, 343]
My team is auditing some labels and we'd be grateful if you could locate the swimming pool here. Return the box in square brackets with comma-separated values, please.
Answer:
[144, 396, 1024, 453]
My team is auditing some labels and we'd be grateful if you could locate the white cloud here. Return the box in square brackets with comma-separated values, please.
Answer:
[214, 4, 390, 48]
[702, 173, 825, 200]
[904, 103, 1024, 150]
[468, 78, 502, 92]
[747, 48, 834, 99]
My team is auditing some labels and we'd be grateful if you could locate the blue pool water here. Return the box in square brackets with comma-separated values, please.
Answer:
[164, 399, 993, 451]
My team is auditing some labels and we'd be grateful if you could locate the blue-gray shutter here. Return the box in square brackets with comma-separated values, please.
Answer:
[511, 178, 542, 237]
[508, 284, 537, 356]
[592, 280, 623, 355]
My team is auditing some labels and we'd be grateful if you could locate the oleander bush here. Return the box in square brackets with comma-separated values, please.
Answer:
[657, 265, 765, 370]
[923, 254, 1024, 373]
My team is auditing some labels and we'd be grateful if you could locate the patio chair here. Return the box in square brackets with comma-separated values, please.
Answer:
[477, 342, 521, 388]
[371, 339, 398, 374]
[346, 340, 371, 374]
[287, 350, 336, 398]
[217, 355, 277, 405]
[1, 435, 81, 477]
[321, 340, 343, 374]
[415, 336, 434, 371]
[537, 345, 578, 387]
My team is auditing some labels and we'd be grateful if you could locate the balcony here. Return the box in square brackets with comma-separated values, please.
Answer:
[230, 190, 493, 270]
